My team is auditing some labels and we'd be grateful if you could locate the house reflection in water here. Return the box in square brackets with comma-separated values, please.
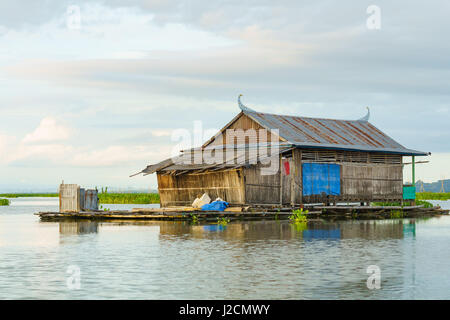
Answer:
[54, 218, 416, 241]
[158, 219, 415, 241]
[339, 220, 412, 240]
[59, 221, 99, 235]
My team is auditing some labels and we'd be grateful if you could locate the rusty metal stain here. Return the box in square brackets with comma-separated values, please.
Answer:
[338, 121, 379, 147]
[247, 110, 426, 155]
[312, 119, 349, 144]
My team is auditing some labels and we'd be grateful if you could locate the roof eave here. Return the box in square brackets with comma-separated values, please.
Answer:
[291, 143, 429, 156]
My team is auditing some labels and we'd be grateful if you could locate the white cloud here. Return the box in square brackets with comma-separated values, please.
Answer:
[67, 145, 168, 167]
[1, 0, 450, 190]
[22, 117, 72, 143]
[150, 129, 173, 137]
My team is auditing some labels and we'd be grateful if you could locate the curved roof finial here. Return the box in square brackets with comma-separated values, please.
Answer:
[238, 94, 256, 113]
[358, 106, 370, 121]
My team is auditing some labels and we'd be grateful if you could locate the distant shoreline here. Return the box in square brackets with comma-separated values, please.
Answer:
[0, 193, 160, 204]
[1, 192, 449, 204]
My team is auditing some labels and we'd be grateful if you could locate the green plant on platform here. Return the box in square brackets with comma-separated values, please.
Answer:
[99, 205, 110, 212]
[0, 198, 9, 206]
[190, 214, 199, 224]
[217, 217, 230, 226]
[289, 209, 308, 223]
[390, 209, 404, 219]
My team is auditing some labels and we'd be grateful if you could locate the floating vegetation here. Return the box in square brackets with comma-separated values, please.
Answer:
[416, 200, 433, 208]
[372, 200, 433, 208]
[372, 201, 403, 207]
[217, 217, 230, 226]
[0, 199, 10, 206]
[289, 209, 308, 223]
[390, 210, 404, 219]
[99, 205, 111, 211]
[190, 214, 199, 224]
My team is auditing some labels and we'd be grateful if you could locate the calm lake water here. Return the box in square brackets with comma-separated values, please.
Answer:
[0, 197, 449, 299]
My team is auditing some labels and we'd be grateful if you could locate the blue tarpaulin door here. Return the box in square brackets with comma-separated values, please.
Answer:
[302, 163, 341, 196]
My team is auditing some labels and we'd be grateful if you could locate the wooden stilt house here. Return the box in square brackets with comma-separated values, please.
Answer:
[134, 96, 428, 207]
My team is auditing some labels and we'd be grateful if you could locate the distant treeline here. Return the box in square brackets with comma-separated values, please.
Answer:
[0, 193, 58, 198]
[416, 192, 450, 201]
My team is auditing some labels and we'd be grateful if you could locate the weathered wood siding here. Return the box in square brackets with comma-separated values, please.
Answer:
[340, 163, 403, 201]
[158, 169, 245, 207]
[243, 163, 281, 205]
[59, 184, 81, 213]
[206, 113, 281, 147]
[291, 149, 302, 205]
[283, 149, 403, 204]
[156, 147, 403, 206]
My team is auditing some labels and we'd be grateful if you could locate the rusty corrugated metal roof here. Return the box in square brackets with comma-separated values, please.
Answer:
[244, 110, 428, 156]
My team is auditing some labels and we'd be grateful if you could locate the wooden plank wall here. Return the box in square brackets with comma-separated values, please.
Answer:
[244, 163, 281, 205]
[59, 184, 80, 213]
[341, 163, 403, 201]
[207, 114, 281, 147]
[158, 169, 245, 207]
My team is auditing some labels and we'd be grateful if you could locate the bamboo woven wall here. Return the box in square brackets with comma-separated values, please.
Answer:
[157, 169, 245, 207]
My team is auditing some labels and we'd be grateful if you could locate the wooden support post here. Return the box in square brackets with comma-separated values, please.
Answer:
[239, 168, 246, 205]
[291, 149, 302, 206]
[279, 155, 283, 205]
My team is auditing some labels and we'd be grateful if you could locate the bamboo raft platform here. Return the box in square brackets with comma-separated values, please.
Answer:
[35, 204, 449, 221]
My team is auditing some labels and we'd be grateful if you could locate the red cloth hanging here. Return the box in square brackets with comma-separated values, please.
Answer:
[283, 160, 290, 175]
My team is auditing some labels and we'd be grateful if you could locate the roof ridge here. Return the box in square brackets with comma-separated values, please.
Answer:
[244, 109, 367, 123]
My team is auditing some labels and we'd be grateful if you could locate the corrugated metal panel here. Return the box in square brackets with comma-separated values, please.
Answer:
[245, 111, 428, 156]
[83, 190, 98, 211]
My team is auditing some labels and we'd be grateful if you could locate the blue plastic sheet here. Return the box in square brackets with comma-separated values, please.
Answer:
[302, 163, 341, 196]
[201, 201, 229, 211]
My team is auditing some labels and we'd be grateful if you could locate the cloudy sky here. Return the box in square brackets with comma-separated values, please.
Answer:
[0, 0, 449, 192]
